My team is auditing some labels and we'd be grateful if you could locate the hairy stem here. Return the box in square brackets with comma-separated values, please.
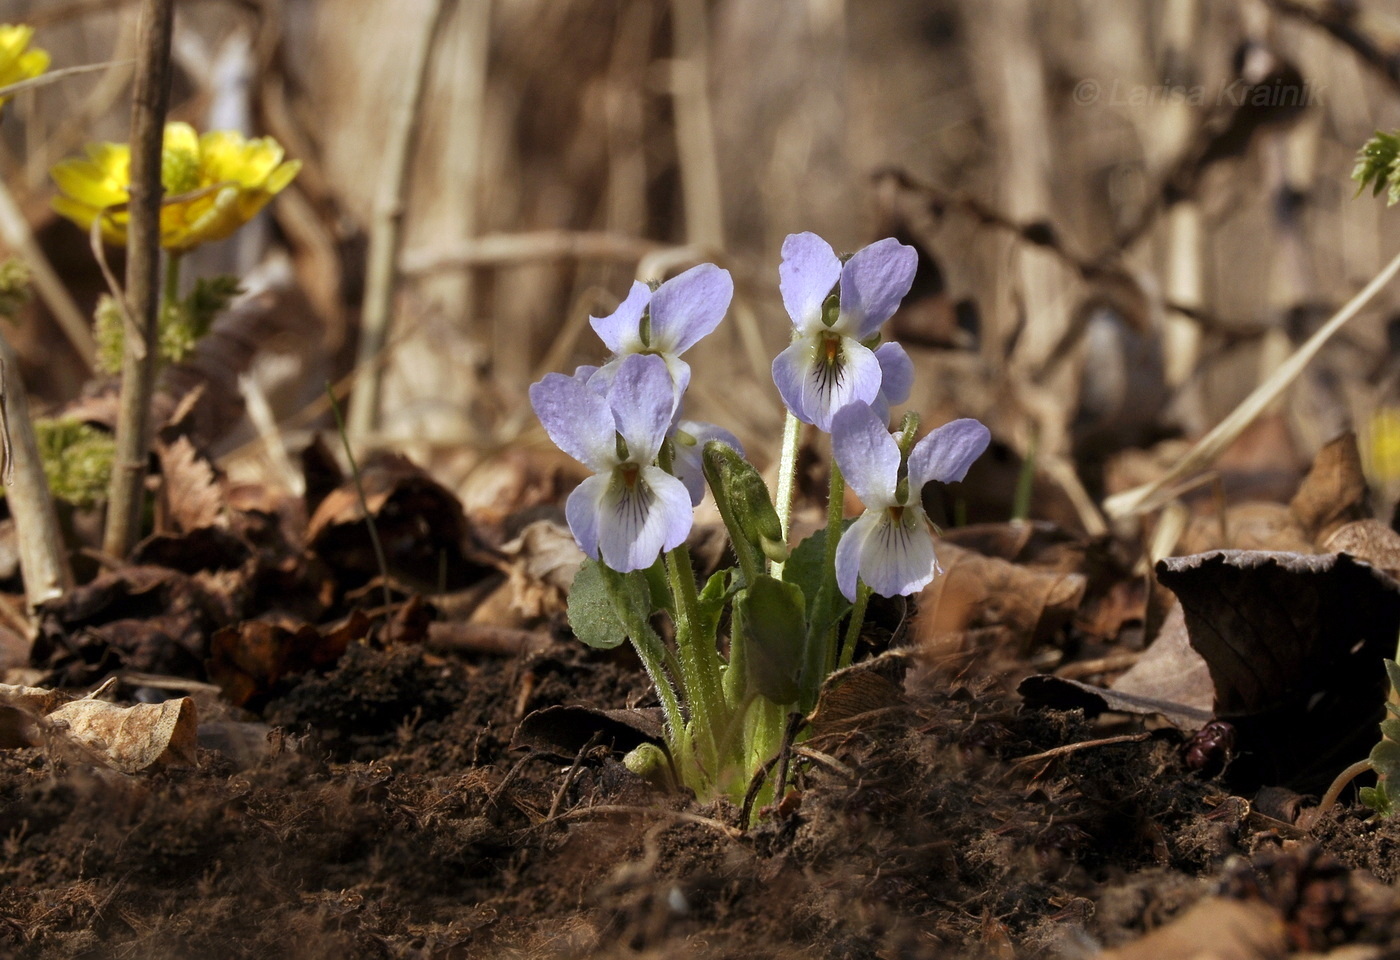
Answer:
[837, 584, 870, 671]
[769, 410, 801, 579]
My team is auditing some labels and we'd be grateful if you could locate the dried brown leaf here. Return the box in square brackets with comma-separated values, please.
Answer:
[157, 434, 227, 533]
[46, 695, 198, 774]
[915, 541, 1087, 658]
[1289, 432, 1369, 544]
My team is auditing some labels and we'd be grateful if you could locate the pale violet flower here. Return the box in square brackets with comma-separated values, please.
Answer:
[830, 403, 990, 601]
[671, 420, 743, 505]
[530, 354, 693, 573]
[591, 262, 734, 398]
[772, 233, 918, 431]
[871, 341, 913, 424]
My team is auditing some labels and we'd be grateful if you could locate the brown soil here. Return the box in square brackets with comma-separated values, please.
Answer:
[6, 631, 1400, 960]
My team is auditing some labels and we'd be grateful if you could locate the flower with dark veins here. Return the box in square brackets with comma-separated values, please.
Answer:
[830, 402, 990, 601]
[530, 354, 694, 573]
[772, 233, 918, 431]
[590, 262, 733, 400]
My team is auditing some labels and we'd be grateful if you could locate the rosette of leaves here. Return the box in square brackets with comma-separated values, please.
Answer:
[1354, 130, 1400, 206]
[94, 275, 241, 373]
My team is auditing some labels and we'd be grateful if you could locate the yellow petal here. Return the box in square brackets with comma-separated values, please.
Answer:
[161, 122, 201, 194]
[50, 157, 128, 209]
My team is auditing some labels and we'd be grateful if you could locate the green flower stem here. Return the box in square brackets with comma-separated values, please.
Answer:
[769, 410, 801, 580]
[163, 251, 182, 316]
[601, 566, 686, 757]
[798, 460, 846, 712]
[837, 584, 871, 671]
[664, 543, 723, 768]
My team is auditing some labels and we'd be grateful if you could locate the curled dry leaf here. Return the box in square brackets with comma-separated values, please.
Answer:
[1, 681, 198, 774]
[46, 695, 198, 774]
[1322, 519, 1400, 582]
[512, 703, 664, 759]
[1288, 432, 1369, 544]
[156, 434, 228, 533]
[305, 451, 498, 594]
[1156, 550, 1400, 789]
[208, 609, 367, 708]
[496, 519, 584, 622]
[915, 540, 1087, 666]
[808, 650, 911, 738]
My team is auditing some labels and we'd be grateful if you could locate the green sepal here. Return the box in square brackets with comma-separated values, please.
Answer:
[735, 575, 808, 705]
[703, 440, 787, 563]
[567, 557, 651, 650]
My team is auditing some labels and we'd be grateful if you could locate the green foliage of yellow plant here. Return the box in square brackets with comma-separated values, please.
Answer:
[50, 122, 300, 253]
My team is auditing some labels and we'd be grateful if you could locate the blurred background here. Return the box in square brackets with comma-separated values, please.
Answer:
[3, 0, 1400, 534]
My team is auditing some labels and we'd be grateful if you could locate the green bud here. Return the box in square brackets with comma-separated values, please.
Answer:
[623, 742, 675, 791]
[759, 535, 789, 563]
[896, 411, 920, 459]
[703, 441, 784, 551]
[820, 291, 841, 328]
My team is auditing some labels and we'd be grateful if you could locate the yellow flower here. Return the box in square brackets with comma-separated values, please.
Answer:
[0, 25, 49, 107]
[50, 121, 301, 253]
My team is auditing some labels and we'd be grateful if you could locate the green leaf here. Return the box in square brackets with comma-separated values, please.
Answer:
[783, 526, 854, 635]
[567, 557, 650, 650]
[736, 575, 807, 704]
[1371, 738, 1400, 782]
[1385, 659, 1400, 694]
[1382, 717, 1400, 744]
[1361, 784, 1393, 817]
[1354, 131, 1400, 206]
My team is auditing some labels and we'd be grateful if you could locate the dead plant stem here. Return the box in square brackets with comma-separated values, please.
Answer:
[345, 0, 452, 451]
[102, 0, 175, 559]
[0, 333, 73, 611]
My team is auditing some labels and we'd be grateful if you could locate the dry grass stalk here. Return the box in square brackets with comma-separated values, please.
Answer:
[344, 0, 451, 452]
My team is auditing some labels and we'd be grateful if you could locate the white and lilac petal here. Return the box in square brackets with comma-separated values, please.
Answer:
[804, 337, 884, 432]
[779, 232, 842, 331]
[595, 467, 693, 572]
[835, 511, 879, 602]
[852, 507, 938, 599]
[870, 342, 914, 423]
[672, 420, 743, 505]
[589, 281, 652, 354]
[839, 238, 918, 338]
[830, 402, 901, 509]
[907, 418, 992, 489]
[607, 354, 678, 463]
[648, 263, 733, 355]
[564, 473, 610, 561]
[529, 370, 617, 472]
